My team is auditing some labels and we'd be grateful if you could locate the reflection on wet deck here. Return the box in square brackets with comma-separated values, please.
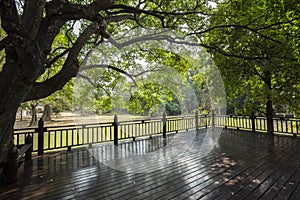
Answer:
[1, 128, 300, 199]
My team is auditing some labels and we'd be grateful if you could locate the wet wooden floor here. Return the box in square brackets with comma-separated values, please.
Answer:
[1, 128, 300, 199]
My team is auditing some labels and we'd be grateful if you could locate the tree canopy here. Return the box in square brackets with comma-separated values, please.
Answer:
[205, 0, 300, 134]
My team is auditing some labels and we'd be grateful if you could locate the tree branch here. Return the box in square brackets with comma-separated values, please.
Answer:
[45, 48, 70, 69]
[110, 4, 210, 17]
[80, 64, 137, 86]
[21, 0, 45, 40]
[0, 0, 20, 34]
[36, 0, 114, 63]
[249, 63, 265, 81]
[105, 14, 135, 23]
[77, 73, 97, 87]
[188, 24, 282, 44]
[24, 24, 99, 101]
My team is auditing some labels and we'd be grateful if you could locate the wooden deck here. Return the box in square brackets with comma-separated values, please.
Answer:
[2, 128, 300, 199]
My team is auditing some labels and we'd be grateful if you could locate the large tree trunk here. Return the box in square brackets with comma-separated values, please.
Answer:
[0, 107, 19, 184]
[41, 104, 52, 121]
[0, 110, 17, 160]
[0, 62, 34, 163]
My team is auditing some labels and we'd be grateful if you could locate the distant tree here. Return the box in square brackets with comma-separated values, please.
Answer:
[28, 101, 38, 126]
[206, 0, 300, 133]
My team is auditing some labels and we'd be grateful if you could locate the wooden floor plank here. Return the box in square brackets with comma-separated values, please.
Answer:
[1, 128, 300, 200]
[273, 166, 300, 200]
[171, 144, 289, 199]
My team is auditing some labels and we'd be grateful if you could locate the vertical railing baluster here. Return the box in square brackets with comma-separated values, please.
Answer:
[72, 129, 74, 146]
[60, 130, 62, 148]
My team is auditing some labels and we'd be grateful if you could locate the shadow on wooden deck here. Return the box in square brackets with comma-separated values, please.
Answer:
[1, 128, 300, 199]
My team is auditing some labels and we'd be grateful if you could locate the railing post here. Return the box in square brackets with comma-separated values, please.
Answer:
[25, 134, 33, 160]
[212, 110, 215, 128]
[251, 111, 256, 133]
[113, 114, 119, 146]
[195, 110, 199, 133]
[293, 122, 296, 138]
[163, 111, 167, 139]
[205, 114, 207, 128]
[38, 118, 44, 155]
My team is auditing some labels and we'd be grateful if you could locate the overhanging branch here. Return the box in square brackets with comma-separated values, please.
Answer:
[24, 24, 99, 101]
[80, 64, 137, 86]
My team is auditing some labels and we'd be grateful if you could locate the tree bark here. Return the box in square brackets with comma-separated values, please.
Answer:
[264, 70, 274, 135]
[29, 104, 38, 126]
[41, 104, 52, 121]
[266, 99, 274, 135]
[0, 107, 18, 183]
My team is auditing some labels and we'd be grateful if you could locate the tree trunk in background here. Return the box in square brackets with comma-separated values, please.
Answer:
[80, 104, 84, 116]
[265, 71, 274, 135]
[29, 104, 38, 126]
[20, 109, 23, 121]
[41, 105, 52, 121]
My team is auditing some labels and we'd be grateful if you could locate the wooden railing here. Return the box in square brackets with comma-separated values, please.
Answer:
[14, 113, 211, 154]
[214, 115, 300, 136]
[13, 113, 300, 155]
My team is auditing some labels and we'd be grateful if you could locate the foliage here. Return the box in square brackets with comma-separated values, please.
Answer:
[206, 0, 300, 116]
